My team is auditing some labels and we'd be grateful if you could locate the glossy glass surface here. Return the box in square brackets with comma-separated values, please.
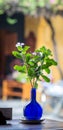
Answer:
[24, 88, 43, 120]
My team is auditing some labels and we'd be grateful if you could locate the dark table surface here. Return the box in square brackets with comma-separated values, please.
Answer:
[0, 119, 63, 130]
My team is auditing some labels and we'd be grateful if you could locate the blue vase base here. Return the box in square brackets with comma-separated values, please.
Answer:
[23, 103, 43, 120]
[21, 118, 45, 124]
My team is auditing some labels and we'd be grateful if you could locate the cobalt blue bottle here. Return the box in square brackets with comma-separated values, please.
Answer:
[24, 88, 43, 120]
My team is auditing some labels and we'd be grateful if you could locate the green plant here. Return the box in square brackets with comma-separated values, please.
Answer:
[12, 42, 57, 88]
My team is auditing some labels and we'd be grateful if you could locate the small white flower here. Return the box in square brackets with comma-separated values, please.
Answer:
[32, 52, 36, 55]
[39, 52, 43, 56]
[20, 43, 24, 46]
[16, 42, 25, 48]
[16, 42, 21, 47]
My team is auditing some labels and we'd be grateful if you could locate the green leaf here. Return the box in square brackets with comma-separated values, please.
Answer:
[14, 65, 26, 73]
[33, 55, 41, 63]
[28, 61, 34, 66]
[17, 46, 23, 51]
[28, 68, 35, 77]
[41, 74, 50, 82]
[12, 51, 22, 59]
[46, 58, 57, 66]
[50, 59, 57, 65]
[26, 53, 32, 62]
[42, 63, 50, 69]
[7, 17, 17, 24]
[40, 46, 52, 56]
[0, 10, 4, 14]
[47, 49, 52, 56]
[45, 68, 50, 74]
[24, 46, 30, 52]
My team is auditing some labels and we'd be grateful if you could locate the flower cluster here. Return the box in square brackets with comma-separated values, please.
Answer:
[12, 42, 57, 88]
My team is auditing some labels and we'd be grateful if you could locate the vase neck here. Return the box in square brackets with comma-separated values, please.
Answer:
[31, 88, 36, 101]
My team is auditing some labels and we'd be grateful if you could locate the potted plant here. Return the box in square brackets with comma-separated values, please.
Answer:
[12, 42, 57, 121]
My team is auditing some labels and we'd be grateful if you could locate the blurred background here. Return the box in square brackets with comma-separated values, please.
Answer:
[0, 0, 63, 121]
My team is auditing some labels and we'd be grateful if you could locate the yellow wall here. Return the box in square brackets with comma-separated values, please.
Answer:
[25, 15, 63, 82]
[24, 15, 39, 38]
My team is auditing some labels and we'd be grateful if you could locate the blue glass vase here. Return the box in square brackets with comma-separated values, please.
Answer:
[24, 88, 43, 120]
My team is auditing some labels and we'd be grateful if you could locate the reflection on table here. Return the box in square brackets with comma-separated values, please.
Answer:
[0, 119, 63, 130]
